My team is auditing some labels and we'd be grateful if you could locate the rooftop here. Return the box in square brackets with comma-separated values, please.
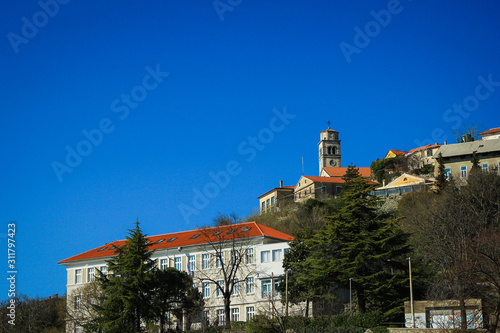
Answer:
[59, 222, 293, 264]
[322, 167, 371, 178]
[479, 127, 500, 136]
[434, 138, 500, 158]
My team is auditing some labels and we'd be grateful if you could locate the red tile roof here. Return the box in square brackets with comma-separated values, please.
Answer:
[302, 175, 378, 186]
[257, 186, 294, 199]
[479, 127, 500, 136]
[408, 144, 440, 154]
[59, 222, 293, 264]
[387, 149, 408, 156]
[323, 167, 372, 178]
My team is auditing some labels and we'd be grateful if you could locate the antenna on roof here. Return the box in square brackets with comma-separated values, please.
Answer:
[302, 156, 304, 175]
[327, 120, 331, 129]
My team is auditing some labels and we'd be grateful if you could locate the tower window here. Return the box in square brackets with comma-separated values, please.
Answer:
[327, 146, 332, 154]
[333, 146, 337, 154]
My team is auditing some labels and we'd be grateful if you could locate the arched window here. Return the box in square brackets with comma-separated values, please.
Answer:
[327, 146, 332, 154]
[333, 146, 337, 155]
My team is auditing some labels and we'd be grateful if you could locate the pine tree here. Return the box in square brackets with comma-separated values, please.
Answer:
[435, 152, 447, 192]
[470, 151, 481, 174]
[300, 177, 410, 320]
[94, 221, 157, 332]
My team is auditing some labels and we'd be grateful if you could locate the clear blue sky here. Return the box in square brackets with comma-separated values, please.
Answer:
[1, 0, 499, 299]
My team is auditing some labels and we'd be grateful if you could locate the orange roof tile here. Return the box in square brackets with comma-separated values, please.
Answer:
[479, 127, 500, 136]
[59, 222, 293, 264]
[323, 167, 372, 178]
[408, 144, 440, 154]
[388, 149, 408, 156]
[302, 175, 378, 185]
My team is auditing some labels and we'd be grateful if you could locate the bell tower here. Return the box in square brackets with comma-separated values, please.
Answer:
[318, 122, 341, 174]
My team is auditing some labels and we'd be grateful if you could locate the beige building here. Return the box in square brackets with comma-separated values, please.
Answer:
[480, 127, 500, 140]
[407, 143, 441, 170]
[59, 222, 306, 332]
[294, 175, 346, 203]
[433, 138, 500, 180]
[373, 173, 434, 197]
[257, 181, 294, 214]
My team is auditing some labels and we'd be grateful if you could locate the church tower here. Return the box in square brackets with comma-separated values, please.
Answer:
[318, 123, 341, 174]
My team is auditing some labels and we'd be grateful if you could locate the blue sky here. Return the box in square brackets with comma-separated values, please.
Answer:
[1, 0, 499, 299]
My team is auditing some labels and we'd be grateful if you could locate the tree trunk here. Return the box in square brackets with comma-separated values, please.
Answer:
[357, 288, 366, 313]
[224, 293, 231, 329]
[460, 298, 467, 330]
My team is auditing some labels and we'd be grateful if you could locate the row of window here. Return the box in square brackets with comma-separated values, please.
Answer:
[74, 266, 107, 284]
[74, 248, 286, 285]
[204, 306, 255, 326]
[160, 249, 256, 272]
[201, 277, 279, 299]
[261, 196, 276, 211]
[449, 162, 500, 179]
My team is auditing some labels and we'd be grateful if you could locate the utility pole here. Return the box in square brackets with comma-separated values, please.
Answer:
[349, 277, 353, 316]
[408, 257, 414, 328]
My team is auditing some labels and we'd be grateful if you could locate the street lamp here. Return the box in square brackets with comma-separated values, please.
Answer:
[408, 257, 414, 328]
[349, 277, 353, 316]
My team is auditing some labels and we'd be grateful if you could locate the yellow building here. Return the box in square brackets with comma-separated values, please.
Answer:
[257, 181, 294, 214]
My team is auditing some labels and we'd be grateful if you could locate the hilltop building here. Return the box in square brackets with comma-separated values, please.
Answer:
[59, 222, 304, 331]
[258, 125, 375, 213]
[433, 138, 500, 180]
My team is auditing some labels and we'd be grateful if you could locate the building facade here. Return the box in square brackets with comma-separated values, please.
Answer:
[59, 222, 304, 331]
[258, 181, 294, 215]
[433, 139, 500, 180]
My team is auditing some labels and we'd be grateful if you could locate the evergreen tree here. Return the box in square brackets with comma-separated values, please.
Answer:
[296, 176, 410, 320]
[435, 152, 447, 192]
[470, 151, 481, 174]
[94, 221, 157, 332]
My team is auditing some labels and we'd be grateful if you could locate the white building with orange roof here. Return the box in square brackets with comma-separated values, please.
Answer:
[59, 222, 305, 331]
[407, 143, 441, 170]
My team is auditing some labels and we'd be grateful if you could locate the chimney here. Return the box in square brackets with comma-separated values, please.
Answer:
[280, 180, 283, 188]
[383, 179, 386, 187]
[444, 140, 447, 145]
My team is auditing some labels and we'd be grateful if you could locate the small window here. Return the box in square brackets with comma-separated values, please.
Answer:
[202, 282, 210, 298]
[175, 257, 182, 270]
[202, 254, 210, 269]
[246, 277, 254, 294]
[246, 306, 255, 321]
[266, 199, 270, 208]
[88, 267, 95, 282]
[403, 177, 408, 181]
[482, 164, 489, 172]
[216, 252, 225, 268]
[213, 231, 222, 236]
[227, 229, 236, 234]
[190, 234, 200, 239]
[461, 166, 467, 178]
[110, 245, 118, 250]
[167, 237, 177, 242]
[272, 249, 282, 261]
[261, 250, 270, 263]
[271, 196, 275, 206]
[231, 308, 240, 322]
[154, 239, 165, 244]
[216, 309, 225, 326]
[245, 248, 254, 264]
[100, 266, 107, 276]
[188, 255, 196, 272]
[98, 246, 107, 252]
[241, 227, 251, 232]
[75, 269, 82, 284]
[445, 168, 451, 180]
[321, 186, 326, 193]
[232, 279, 239, 295]
[216, 280, 224, 297]
[336, 186, 342, 194]
[261, 201, 265, 211]
[160, 259, 168, 270]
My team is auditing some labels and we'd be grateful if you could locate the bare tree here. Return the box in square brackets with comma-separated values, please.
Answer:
[196, 223, 256, 329]
[66, 280, 103, 332]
